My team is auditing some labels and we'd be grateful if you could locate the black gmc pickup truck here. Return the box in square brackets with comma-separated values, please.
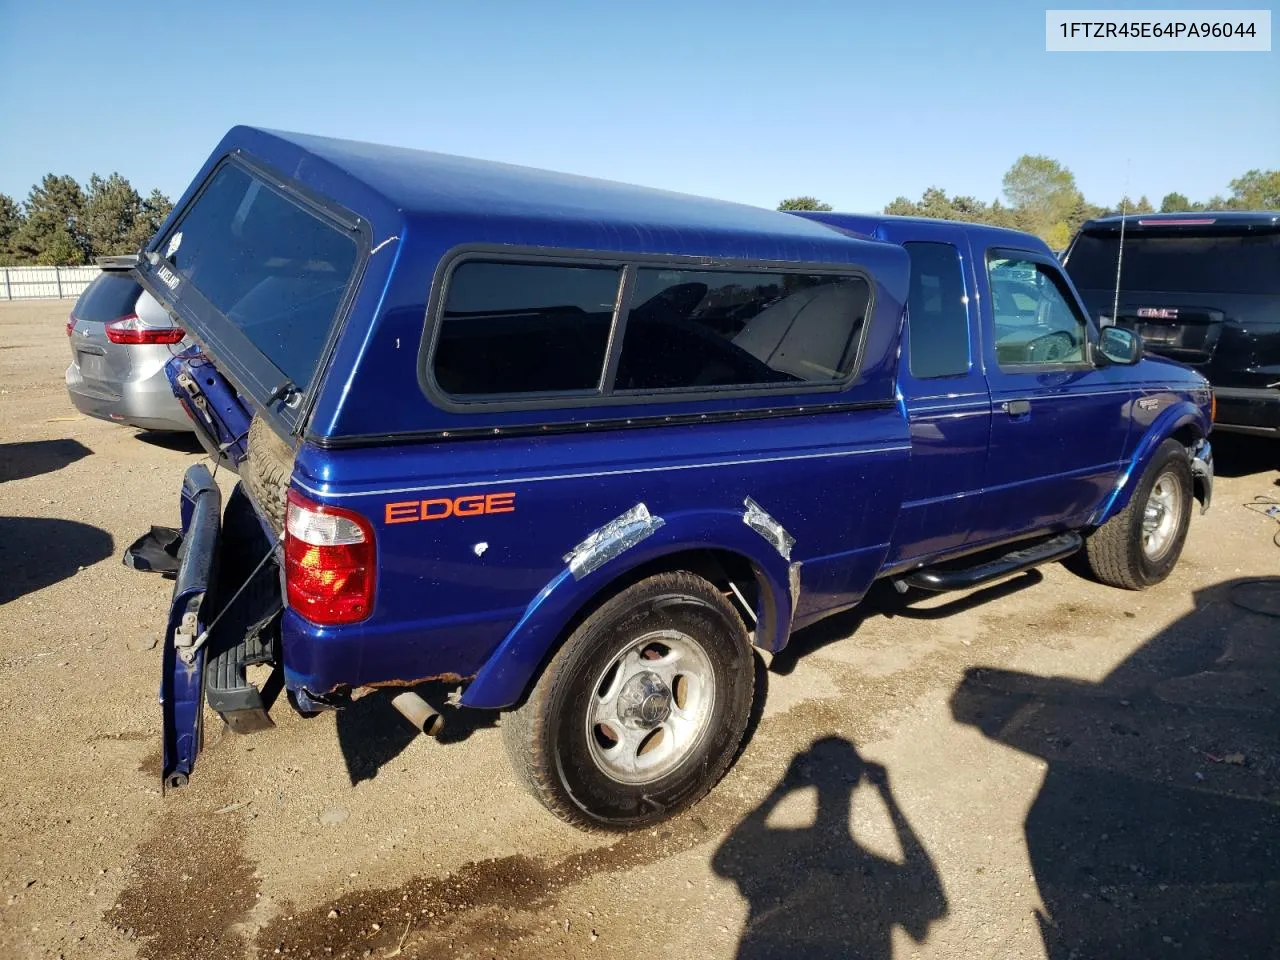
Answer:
[1064, 211, 1280, 437]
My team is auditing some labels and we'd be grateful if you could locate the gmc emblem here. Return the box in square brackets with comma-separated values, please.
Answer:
[1137, 307, 1179, 320]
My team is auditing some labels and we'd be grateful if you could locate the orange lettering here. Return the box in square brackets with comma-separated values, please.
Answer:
[385, 491, 517, 524]
[453, 495, 486, 517]
[485, 492, 516, 514]
[385, 501, 420, 524]
[420, 498, 454, 521]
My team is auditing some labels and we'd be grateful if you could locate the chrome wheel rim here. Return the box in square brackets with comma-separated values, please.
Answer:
[1141, 471, 1183, 561]
[585, 629, 716, 785]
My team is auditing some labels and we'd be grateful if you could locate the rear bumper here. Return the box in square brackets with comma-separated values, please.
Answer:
[1213, 387, 1280, 436]
[65, 363, 193, 432]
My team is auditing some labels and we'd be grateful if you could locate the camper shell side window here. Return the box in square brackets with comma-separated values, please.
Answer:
[421, 248, 874, 413]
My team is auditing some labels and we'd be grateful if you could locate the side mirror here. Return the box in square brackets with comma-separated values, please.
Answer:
[1097, 326, 1142, 365]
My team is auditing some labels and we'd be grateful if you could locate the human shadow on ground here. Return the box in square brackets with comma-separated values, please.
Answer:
[0, 515, 114, 605]
[0, 438, 91, 483]
[951, 576, 1280, 959]
[713, 736, 948, 959]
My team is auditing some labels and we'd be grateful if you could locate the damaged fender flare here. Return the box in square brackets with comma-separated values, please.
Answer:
[1090, 401, 1211, 527]
[461, 508, 795, 710]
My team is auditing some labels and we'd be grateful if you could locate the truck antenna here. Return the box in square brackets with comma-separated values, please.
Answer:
[1109, 161, 1131, 326]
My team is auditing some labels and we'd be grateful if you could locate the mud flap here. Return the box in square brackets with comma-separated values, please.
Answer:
[123, 526, 183, 577]
[159, 463, 222, 790]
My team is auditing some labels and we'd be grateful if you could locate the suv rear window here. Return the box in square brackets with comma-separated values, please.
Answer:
[1067, 230, 1280, 295]
[73, 272, 141, 323]
[157, 162, 360, 390]
[614, 268, 869, 391]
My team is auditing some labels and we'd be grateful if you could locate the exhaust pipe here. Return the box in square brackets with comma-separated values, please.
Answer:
[390, 692, 444, 737]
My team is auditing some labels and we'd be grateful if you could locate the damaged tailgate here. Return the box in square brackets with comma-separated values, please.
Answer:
[160, 463, 221, 789]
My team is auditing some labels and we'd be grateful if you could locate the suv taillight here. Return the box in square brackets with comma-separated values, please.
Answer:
[284, 489, 375, 625]
[104, 314, 185, 345]
[66, 313, 75, 337]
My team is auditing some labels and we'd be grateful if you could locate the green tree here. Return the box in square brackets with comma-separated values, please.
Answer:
[0, 193, 23, 265]
[1159, 192, 1195, 213]
[883, 186, 1017, 228]
[127, 188, 174, 251]
[884, 195, 918, 216]
[777, 196, 833, 212]
[1001, 155, 1083, 242]
[11, 174, 88, 265]
[84, 172, 145, 256]
[1227, 169, 1280, 209]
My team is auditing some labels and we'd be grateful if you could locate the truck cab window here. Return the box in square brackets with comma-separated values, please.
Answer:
[903, 242, 970, 379]
[988, 256, 1088, 367]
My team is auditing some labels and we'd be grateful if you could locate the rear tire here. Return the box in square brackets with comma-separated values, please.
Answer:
[502, 571, 754, 830]
[1083, 438, 1193, 590]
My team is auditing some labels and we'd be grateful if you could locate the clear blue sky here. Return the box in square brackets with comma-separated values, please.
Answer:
[1, 0, 1275, 212]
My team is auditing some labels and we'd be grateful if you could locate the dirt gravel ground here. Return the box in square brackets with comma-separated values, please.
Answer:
[1, 298, 1277, 960]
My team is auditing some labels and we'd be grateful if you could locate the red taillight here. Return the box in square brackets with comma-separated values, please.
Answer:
[104, 314, 185, 345]
[284, 489, 376, 625]
[66, 314, 75, 337]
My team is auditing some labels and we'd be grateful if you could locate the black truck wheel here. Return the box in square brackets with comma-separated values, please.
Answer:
[1083, 438, 1193, 590]
[502, 571, 755, 830]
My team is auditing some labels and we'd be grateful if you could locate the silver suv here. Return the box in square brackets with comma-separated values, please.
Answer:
[65, 256, 193, 432]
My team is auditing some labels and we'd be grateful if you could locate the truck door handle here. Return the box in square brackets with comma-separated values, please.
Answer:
[1002, 400, 1031, 416]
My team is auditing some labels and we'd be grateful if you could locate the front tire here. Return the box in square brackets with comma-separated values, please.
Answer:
[502, 571, 754, 830]
[1083, 438, 1193, 590]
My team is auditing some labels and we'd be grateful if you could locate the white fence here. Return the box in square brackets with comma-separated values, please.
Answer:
[0, 265, 101, 301]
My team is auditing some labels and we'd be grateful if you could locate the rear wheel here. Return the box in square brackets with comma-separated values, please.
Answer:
[1083, 438, 1193, 590]
[502, 572, 754, 830]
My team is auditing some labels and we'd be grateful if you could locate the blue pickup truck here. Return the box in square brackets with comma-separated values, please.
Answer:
[125, 127, 1214, 829]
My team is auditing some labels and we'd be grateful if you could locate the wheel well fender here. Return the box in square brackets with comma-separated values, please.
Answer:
[461, 508, 794, 710]
[1092, 402, 1207, 525]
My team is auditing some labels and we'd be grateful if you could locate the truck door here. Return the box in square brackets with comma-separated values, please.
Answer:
[886, 237, 992, 566]
[973, 248, 1133, 540]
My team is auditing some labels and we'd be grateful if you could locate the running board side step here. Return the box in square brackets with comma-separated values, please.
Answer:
[901, 532, 1083, 593]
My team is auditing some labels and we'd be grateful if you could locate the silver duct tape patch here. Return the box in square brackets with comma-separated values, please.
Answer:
[563, 503, 665, 580]
[788, 561, 802, 614]
[743, 497, 796, 561]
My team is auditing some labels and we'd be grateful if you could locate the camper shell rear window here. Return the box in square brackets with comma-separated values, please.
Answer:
[152, 160, 362, 394]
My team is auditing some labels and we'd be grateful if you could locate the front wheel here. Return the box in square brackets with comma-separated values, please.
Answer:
[502, 571, 755, 830]
[1083, 438, 1194, 590]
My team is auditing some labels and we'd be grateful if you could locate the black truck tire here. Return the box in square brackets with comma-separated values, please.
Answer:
[1083, 438, 1193, 590]
[241, 415, 295, 535]
[502, 571, 755, 830]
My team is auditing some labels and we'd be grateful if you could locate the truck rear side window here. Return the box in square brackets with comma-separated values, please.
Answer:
[158, 163, 359, 391]
[903, 242, 969, 379]
[434, 261, 623, 397]
[614, 268, 869, 391]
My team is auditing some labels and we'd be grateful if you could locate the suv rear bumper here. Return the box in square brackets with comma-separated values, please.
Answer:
[1213, 387, 1280, 437]
[66, 362, 194, 432]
